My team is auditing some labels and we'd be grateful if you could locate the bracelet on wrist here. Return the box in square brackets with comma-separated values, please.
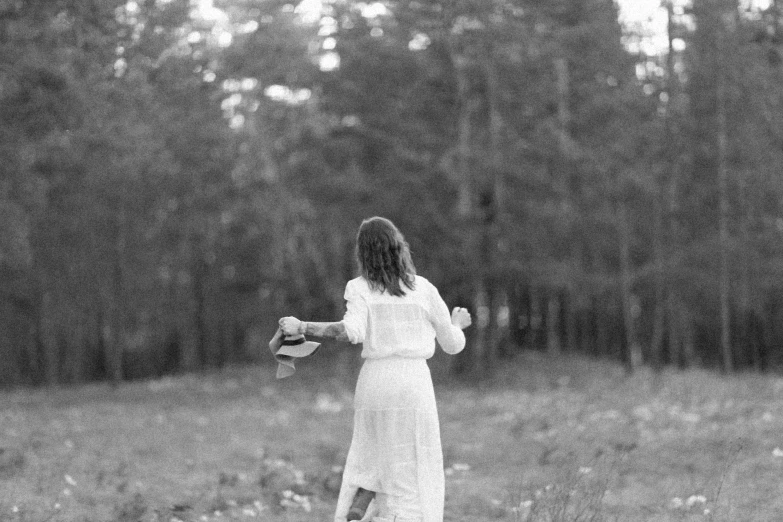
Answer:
[299, 321, 307, 335]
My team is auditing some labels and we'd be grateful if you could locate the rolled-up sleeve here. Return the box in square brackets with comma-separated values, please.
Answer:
[428, 282, 466, 355]
[342, 280, 368, 344]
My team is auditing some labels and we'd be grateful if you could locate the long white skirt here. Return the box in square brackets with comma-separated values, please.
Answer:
[334, 357, 444, 522]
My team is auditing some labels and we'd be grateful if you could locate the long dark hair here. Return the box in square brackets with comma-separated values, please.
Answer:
[355, 217, 416, 296]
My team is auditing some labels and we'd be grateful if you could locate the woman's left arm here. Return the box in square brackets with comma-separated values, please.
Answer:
[279, 317, 350, 342]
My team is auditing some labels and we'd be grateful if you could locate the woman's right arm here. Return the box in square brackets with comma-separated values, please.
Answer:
[303, 322, 350, 341]
[278, 280, 367, 344]
[278, 318, 351, 341]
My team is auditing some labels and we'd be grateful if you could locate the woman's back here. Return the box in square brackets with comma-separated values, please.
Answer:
[342, 275, 465, 359]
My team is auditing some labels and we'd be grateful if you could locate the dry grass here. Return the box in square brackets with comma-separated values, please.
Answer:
[2, 350, 783, 521]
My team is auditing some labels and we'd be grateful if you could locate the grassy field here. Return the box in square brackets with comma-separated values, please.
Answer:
[2, 351, 783, 521]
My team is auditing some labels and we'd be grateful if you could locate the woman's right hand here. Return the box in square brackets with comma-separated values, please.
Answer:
[279, 316, 304, 336]
[451, 307, 472, 330]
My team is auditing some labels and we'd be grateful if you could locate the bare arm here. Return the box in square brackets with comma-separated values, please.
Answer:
[279, 316, 350, 342]
[303, 321, 350, 342]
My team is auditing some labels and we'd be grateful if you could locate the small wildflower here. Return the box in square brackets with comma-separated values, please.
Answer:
[242, 507, 256, 516]
[54, 503, 61, 510]
[633, 405, 653, 421]
[12, 506, 19, 513]
[685, 495, 707, 507]
[315, 393, 344, 413]
[64, 474, 77, 486]
[773, 447, 783, 458]
[704, 508, 712, 515]
[578, 466, 592, 474]
[514, 500, 533, 518]
[670, 497, 683, 508]
[62, 488, 72, 497]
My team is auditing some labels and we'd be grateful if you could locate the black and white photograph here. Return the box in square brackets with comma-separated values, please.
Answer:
[2, 0, 783, 520]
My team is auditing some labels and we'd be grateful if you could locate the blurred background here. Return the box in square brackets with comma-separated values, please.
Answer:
[2, 0, 783, 388]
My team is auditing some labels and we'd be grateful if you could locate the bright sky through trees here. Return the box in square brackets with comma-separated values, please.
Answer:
[616, 0, 773, 55]
[189, 0, 780, 114]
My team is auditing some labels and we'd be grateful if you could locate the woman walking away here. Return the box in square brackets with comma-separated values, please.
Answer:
[279, 216, 472, 522]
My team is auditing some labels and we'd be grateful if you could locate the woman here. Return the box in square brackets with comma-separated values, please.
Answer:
[279, 216, 472, 522]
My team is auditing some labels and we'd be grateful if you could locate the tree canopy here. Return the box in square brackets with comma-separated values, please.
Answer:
[2, 0, 783, 386]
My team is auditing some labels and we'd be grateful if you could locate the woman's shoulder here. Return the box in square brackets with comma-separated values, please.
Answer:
[413, 274, 430, 286]
[345, 276, 371, 294]
[412, 275, 436, 293]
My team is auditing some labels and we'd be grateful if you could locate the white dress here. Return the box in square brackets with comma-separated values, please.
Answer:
[333, 275, 466, 522]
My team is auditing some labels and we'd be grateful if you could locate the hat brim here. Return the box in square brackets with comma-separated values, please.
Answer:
[268, 328, 321, 379]
[276, 341, 320, 358]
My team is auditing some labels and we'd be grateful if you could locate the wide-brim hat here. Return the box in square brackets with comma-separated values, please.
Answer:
[268, 328, 321, 379]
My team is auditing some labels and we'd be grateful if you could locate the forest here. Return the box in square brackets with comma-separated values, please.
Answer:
[2, 0, 783, 387]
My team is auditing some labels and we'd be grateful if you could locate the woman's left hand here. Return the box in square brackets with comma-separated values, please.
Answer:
[279, 316, 303, 336]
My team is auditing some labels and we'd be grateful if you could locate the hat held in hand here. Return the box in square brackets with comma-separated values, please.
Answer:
[269, 328, 320, 379]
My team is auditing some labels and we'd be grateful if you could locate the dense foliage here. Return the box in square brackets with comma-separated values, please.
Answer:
[2, 0, 783, 386]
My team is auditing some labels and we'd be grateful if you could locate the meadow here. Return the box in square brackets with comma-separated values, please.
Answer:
[2, 351, 783, 522]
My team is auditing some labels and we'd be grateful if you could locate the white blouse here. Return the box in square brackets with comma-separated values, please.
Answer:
[340, 275, 465, 358]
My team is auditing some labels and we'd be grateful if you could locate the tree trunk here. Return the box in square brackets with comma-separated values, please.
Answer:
[737, 167, 754, 370]
[554, 57, 582, 354]
[452, 52, 473, 219]
[650, 1, 682, 368]
[0, 300, 16, 385]
[618, 202, 643, 372]
[595, 295, 609, 358]
[507, 279, 524, 349]
[527, 286, 542, 350]
[566, 293, 579, 353]
[193, 256, 209, 369]
[482, 48, 505, 374]
[682, 311, 697, 366]
[448, 43, 486, 378]
[546, 291, 561, 355]
[39, 291, 59, 386]
[650, 195, 665, 368]
[175, 241, 201, 371]
[473, 281, 489, 375]
[667, 294, 682, 366]
[716, 16, 734, 373]
[580, 301, 593, 355]
[664, 0, 686, 370]
[103, 182, 129, 384]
